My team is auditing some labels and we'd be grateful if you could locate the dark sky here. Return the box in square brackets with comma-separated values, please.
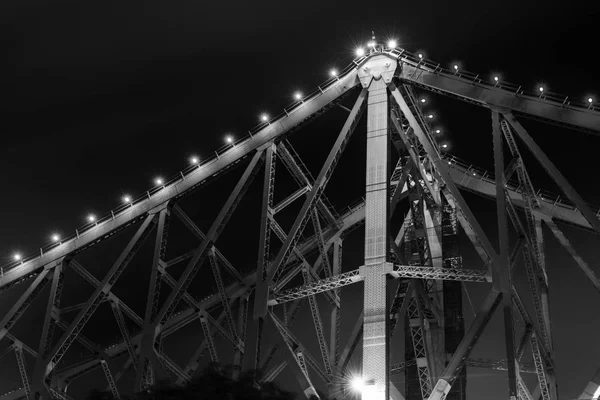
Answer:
[1, 0, 600, 399]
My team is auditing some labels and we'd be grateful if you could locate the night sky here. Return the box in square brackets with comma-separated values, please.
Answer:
[1, 0, 600, 399]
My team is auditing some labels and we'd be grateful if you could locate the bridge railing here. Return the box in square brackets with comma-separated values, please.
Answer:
[383, 48, 598, 112]
[445, 154, 600, 218]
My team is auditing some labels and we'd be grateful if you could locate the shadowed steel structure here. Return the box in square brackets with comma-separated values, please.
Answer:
[1, 40, 600, 400]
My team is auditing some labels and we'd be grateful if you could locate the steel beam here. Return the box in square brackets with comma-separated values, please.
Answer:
[261, 361, 288, 383]
[253, 143, 276, 372]
[110, 301, 138, 371]
[100, 359, 120, 399]
[492, 110, 518, 398]
[157, 352, 190, 384]
[136, 208, 168, 390]
[391, 265, 488, 283]
[15, 344, 31, 400]
[269, 270, 361, 305]
[270, 312, 322, 398]
[270, 311, 330, 384]
[273, 186, 309, 215]
[208, 248, 239, 342]
[541, 216, 600, 292]
[329, 238, 342, 369]
[232, 293, 249, 378]
[36, 264, 64, 360]
[180, 308, 227, 381]
[199, 312, 219, 363]
[302, 267, 332, 378]
[465, 358, 536, 374]
[339, 310, 363, 377]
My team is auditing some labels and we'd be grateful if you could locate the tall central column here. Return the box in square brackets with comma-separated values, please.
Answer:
[361, 73, 390, 400]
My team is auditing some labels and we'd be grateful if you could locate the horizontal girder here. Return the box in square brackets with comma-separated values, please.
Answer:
[447, 157, 599, 232]
[269, 265, 488, 305]
[394, 52, 600, 133]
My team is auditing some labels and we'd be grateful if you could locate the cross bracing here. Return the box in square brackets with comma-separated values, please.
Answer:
[1, 41, 600, 400]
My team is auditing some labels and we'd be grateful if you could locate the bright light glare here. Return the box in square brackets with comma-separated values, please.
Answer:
[351, 377, 364, 392]
[294, 92, 302, 101]
[427, 114, 434, 119]
[13, 253, 21, 261]
[330, 69, 338, 77]
[87, 214, 96, 223]
[418, 53, 423, 59]
[52, 234, 60, 242]
[190, 156, 199, 164]
[442, 144, 448, 148]
[355, 47, 365, 57]
[588, 97, 594, 103]
[453, 64, 459, 70]
[226, 135, 234, 144]
[155, 178, 164, 185]
[592, 384, 600, 400]
[420, 98, 426, 103]
[123, 195, 131, 203]
[387, 40, 397, 49]
[494, 76, 499, 82]
[435, 129, 441, 134]
[539, 86, 544, 92]
[260, 114, 269, 122]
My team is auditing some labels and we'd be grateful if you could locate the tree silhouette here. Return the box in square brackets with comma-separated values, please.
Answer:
[86, 364, 296, 400]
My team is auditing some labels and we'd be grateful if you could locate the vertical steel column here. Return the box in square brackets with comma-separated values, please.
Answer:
[492, 111, 518, 398]
[329, 238, 342, 398]
[32, 262, 64, 399]
[361, 74, 390, 400]
[254, 143, 276, 374]
[136, 208, 168, 390]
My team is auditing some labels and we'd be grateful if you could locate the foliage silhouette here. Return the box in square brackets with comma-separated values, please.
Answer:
[86, 364, 296, 400]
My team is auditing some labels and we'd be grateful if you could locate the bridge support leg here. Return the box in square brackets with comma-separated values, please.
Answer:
[361, 76, 390, 400]
[492, 110, 518, 399]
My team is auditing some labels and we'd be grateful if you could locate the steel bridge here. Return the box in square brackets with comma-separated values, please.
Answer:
[1, 39, 600, 400]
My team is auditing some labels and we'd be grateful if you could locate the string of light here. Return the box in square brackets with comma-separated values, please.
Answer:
[5, 39, 597, 269]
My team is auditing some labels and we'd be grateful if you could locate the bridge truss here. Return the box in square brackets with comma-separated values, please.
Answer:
[1, 41, 600, 400]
